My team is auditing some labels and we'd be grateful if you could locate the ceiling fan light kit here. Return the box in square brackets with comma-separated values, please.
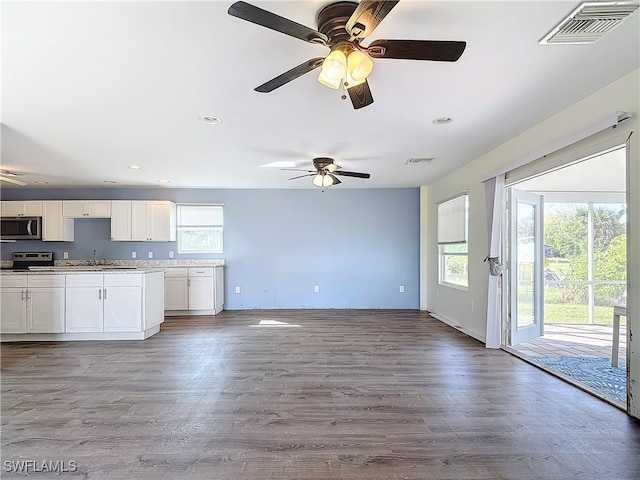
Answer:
[227, 0, 466, 110]
[317, 45, 373, 89]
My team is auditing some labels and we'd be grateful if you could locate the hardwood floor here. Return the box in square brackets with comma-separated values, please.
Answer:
[2, 310, 639, 479]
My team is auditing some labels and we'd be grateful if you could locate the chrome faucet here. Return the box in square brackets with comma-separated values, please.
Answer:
[93, 249, 97, 266]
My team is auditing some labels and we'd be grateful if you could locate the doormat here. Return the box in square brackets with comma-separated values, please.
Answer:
[530, 356, 626, 404]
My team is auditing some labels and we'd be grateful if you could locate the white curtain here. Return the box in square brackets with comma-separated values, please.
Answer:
[484, 174, 504, 348]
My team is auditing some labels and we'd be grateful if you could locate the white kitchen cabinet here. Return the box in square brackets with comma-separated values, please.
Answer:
[0, 275, 28, 333]
[1, 270, 163, 341]
[0, 274, 64, 334]
[62, 200, 111, 218]
[103, 274, 142, 332]
[28, 275, 65, 333]
[214, 266, 224, 313]
[65, 274, 104, 332]
[188, 267, 215, 310]
[110, 200, 132, 241]
[164, 268, 188, 310]
[65, 273, 142, 333]
[42, 201, 74, 242]
[1, 201, 43, 217]
[164, 266, 223, 315]
[131, 201, 176, 241]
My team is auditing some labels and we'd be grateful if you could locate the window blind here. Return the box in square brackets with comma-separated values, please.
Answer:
[437, 194, 467, 244]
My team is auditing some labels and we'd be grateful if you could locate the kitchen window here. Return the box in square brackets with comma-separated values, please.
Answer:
[437, 193, 468, 288]
[177, 204, 223, 254]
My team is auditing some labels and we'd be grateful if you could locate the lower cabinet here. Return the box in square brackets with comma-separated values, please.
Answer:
[28, 275, 65, 333]
[66, 274, 142, 333]
[0, 274, 64, 333]
[164, 266, 224, 315]
[1, 271, 164, 341]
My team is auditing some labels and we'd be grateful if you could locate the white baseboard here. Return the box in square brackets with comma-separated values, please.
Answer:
[428, 312, 486, 344]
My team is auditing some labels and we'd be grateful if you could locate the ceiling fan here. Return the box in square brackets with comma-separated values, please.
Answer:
[0, 170, 27, 186]
[285, 157, 370, 187]
[227, 1, 466, 109]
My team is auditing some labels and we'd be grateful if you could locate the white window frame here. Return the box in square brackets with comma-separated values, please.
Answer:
[176, 204, 223, 254]
[437, 194, 469, 289]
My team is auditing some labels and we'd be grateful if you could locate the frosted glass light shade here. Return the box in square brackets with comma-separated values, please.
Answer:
[318, 49, 347, 89]
[345, 50, 373, 88]
[312, 173, 324, 187]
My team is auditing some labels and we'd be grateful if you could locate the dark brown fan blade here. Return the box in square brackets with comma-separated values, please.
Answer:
[288, 174, 314, 180]
[228, 1, 327, 44]
[346, 1, 399, 40]
[334, 170, 371, 179]
[255, 58, 325, 93]
[347, 80, 374, 110]
[328, 174, 342, 185]
[367, 40, 466, 62]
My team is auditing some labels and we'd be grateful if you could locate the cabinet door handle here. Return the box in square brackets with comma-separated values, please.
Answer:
[187, 279, 191, 288]
[98, 288, 102, 300]
[21, 289, 26, 301]
[103, 288, 107, 300]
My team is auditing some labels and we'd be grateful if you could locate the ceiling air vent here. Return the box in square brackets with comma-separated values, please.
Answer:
[540, 1, 639, 45]
[406, 157, 434, 165]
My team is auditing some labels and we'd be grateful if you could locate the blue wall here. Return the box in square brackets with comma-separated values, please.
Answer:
[1, 188, 420, 309]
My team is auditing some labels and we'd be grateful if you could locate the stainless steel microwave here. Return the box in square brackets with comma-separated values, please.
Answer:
[0, 216, 42, 240]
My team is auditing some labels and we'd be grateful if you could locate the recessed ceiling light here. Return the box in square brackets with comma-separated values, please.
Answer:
[158, 179, 170, 184]
[104, 180, 118, 184]
[34, 180, 49, 184]
[128, 165, 142, 170]
[201, 116, 221, 125]
[432, 117, 453, 125]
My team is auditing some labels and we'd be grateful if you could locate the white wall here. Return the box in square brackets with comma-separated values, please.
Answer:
[420, 69, 639, 418]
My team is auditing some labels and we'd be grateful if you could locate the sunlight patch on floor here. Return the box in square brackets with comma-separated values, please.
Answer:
[249, 319, 301, 328]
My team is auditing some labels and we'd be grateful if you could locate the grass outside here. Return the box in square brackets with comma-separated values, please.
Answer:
[544, 287, 626, 325]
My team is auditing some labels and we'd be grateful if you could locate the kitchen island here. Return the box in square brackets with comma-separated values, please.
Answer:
[0, 267, 165, 341]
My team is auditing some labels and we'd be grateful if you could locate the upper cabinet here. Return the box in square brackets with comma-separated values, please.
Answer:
[131, 201, 176, 242]
[112, 200, 176, 242]
[110, 201, 132, 241]
[42, 201, 74, 242]
[62, 200, 111, 218]
[1, 201, 43, 217]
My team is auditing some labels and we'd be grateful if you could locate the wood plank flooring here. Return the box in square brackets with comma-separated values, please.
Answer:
[2, 310, 639, 479]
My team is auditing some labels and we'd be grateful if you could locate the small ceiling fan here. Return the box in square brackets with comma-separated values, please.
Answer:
[227, 1, 466, 109]
[285, 157, 370, 187]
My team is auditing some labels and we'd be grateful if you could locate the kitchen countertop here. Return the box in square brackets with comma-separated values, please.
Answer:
[0, 258, 225, 272]
[0, 267, 166, 275]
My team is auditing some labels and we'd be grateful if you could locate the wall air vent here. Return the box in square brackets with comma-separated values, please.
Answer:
[540, 1, 639, 45]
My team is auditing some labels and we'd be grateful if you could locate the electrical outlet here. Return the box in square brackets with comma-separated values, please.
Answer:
[63, 251, 69, 259]
[168, 251, 174, 259]
[314, 285, 319, 293]
[399, 285, 405, 293]
[235, 286, 241, 294]
[131, 251, 137, 259]
[469, 300, 474, 311]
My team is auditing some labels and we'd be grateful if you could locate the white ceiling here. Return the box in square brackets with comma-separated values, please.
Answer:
[2, 1, 639, 190]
